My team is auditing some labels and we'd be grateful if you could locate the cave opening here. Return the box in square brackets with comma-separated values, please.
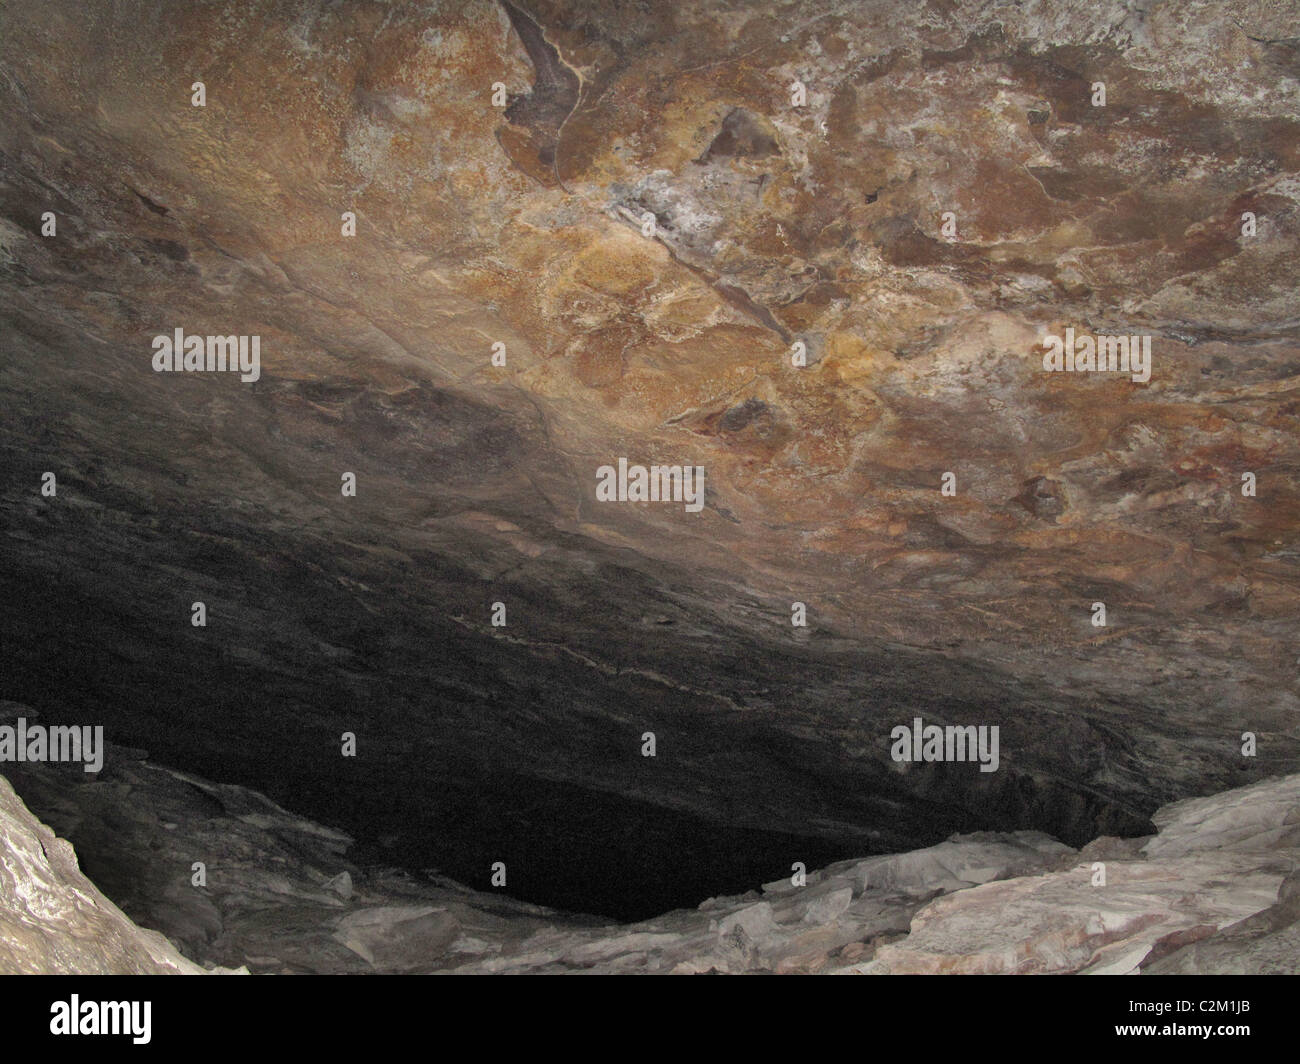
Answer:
[0, 533, 1157, 924]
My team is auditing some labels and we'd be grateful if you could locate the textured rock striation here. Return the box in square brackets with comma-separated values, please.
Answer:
[1, 0, 1299, 918]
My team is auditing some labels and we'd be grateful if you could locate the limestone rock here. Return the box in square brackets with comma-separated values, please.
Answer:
[840, 773, 1300, 975]
[0, 775, 203, 974]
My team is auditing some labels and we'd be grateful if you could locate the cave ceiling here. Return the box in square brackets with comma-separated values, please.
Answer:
[1, 0, 1298, 917]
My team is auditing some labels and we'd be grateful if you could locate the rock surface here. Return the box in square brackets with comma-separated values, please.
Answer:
[2, 707, 594, 974]
[6, 715, 1298, 974]
[1, 0, 1299, 917]
[0, 775, 203, 974]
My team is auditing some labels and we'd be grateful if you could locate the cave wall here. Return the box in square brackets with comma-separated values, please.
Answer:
[1, 0, 1298, 915]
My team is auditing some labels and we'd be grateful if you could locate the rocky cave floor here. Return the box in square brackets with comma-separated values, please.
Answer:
[2, 0, 1300, 974]
[3, 699, 1300, 974]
